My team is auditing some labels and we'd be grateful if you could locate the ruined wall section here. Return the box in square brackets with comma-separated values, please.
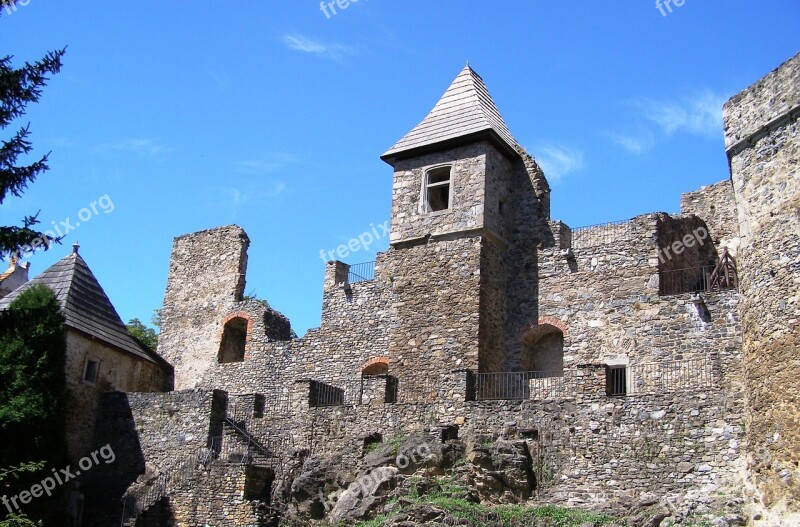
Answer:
[242, 382, 744, 511]
[724, 52, 800, 519]
[317, 256, 392, 379]
[681, 180, 740, 255]
[197, 259, 393, 400]
[157, 226, 249, 390]
[536, 213, 741, 378]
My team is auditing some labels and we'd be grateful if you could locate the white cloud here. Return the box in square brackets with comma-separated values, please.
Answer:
[96, 139, 171, 158]
[607, 130, 655, 155]
[635, 91, 727, 138]
[282, 33, 353, 60]
[220, 182, 287, 208]
[532, 144, 584, 182]
[233, 153, 297, 175]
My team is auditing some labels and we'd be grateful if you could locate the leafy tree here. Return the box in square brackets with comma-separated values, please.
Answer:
[0, 285, 66, 469]
[0, 463, 42, 527]
[0, 21, 65, 260]
[127, 317, 158, 351]
[151, 308, 162, 330]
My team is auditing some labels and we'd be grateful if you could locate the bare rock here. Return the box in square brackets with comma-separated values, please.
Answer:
[327, 466, 399, 524]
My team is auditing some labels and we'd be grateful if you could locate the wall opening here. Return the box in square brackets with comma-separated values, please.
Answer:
[218, 317, 248, 364]
[521, 327, 564, 375]
[253, 394, 266, 418]
[363, 432, 383, 455]
[606, 366, 627, 396]
[83, 358, 99, 384]
[424, 166, 452, 212]
[362, 360, 389, 376]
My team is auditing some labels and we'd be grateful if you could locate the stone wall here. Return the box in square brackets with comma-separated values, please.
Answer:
[166, 465, 271, 527]
[681, 180, 740, 255]
[389, 142, 495, 244]
[137, 57, 771, 524]
[83, 389, 226, 527]
[724, 51, 800, 522]
[157, 226, 251, 389]
[249, 373, 745, 509]
[64, 331, 169, 463]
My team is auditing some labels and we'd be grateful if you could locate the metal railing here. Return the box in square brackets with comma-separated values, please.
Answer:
[347, 261, 375, 283]
[309, 380, 346, 407]
[628, 357, 714, 394]
[659, 265, 737, 296]
[571, 219, 632, 249]
[308, 377, 403, 406]
[475, 370, 570, 401]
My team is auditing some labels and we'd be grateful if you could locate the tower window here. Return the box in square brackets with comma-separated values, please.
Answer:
[424, 166, 452, 212]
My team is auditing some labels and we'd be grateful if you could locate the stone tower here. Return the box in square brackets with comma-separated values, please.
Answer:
[724, 52, 800, 521]
[157, 225, 250, 389]
[381, 66, 551, 387]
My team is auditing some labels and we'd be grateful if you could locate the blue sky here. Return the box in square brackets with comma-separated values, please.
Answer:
[0, 1, 797, 336]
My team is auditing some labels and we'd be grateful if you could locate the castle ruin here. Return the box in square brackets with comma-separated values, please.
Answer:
[83, 54, 799, 526]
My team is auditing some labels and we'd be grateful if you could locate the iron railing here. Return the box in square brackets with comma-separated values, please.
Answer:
[307, 376, 403, 406]
[475, 371, 570, 401]
[571, 219, 632, 249]
[606, 366, 627, 396]
[309, 380, 345, 407]
[347, 261, 375, 283]
[659, 265, 737, 295]
[628, 357, 714, 394]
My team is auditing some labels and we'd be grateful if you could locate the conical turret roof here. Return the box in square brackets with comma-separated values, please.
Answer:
[382, 65, 520, 163]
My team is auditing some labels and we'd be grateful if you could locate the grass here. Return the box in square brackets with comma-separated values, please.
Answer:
[363, 434, 406, 456]
[348, 491, 615, 527]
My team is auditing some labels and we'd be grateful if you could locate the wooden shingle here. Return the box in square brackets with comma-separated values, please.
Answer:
[382, 65, 520, 163]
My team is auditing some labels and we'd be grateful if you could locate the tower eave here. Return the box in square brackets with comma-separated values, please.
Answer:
[381, 129, 521, 167]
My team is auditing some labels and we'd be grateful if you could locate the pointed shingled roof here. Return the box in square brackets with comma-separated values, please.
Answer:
[0, 248, 168, 366]
[382, 65, 520, 164]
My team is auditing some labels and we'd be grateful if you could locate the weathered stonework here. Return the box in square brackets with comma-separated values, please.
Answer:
[83, 56, 800, 525]
[724, 51, 800, 524]
[64, 331, 167, 463]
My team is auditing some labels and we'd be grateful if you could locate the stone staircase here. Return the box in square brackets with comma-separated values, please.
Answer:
[120, 414, 294, 526]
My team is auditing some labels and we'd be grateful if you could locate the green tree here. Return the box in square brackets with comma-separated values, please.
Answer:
[127, 317, 158, 351]
[0, 285, 67, 469]
[0, 464, 42, 527]
[0, 12, 65, 260]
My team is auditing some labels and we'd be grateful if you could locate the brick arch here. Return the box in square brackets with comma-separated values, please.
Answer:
[222, 311, 254, 328]
[521, 317, 567, 372]
[219, 311, 254, 361]
[361, 356, 390, 376]
[521, 316, 568, 343]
